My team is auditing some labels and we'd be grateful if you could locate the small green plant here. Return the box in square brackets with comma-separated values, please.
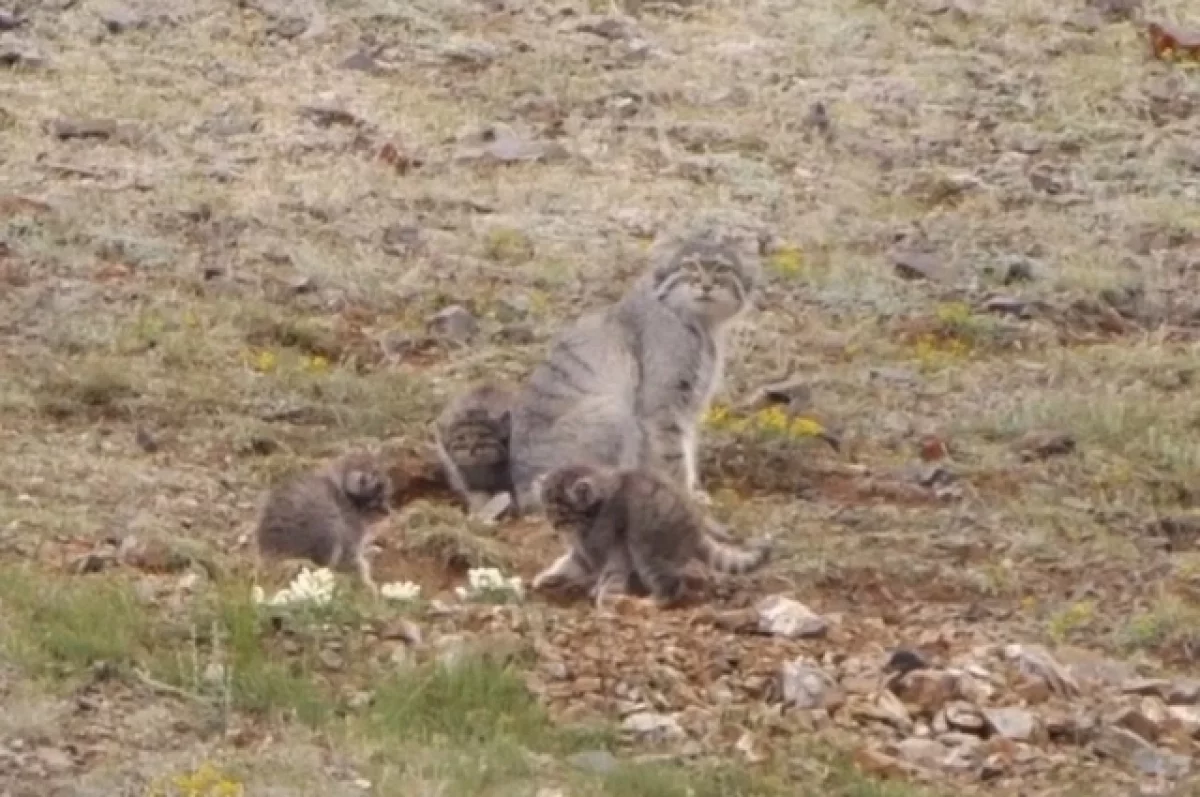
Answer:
[483, 227, 535, 265]
[1047, 600, 1095, 642]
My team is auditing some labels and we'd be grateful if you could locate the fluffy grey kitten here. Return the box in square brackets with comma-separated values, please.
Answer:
[434, 381, 515, 515]
[508, 229, 758, 514]
[254, 451, 392, 592]
[530, 463, 773, 609]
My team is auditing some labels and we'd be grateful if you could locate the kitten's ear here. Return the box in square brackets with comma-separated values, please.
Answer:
[569, 477, 598, 509]
[497, 408, 512, 434]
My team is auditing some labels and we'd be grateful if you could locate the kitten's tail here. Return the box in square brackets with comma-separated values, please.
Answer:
[697, 523, 773, 575]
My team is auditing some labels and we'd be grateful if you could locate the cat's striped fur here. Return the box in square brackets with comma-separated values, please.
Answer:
[254, 451, 392, 591]
[508, 229, 758, 514]
[434, 382, 515, 514]
[530, 463, 773, 609]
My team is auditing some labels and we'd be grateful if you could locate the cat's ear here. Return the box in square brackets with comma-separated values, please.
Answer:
[497, 408, 512, 436]
[569, 476, 599, 509]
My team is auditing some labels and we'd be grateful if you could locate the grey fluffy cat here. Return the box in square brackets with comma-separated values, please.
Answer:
[531, 463, 773, 609]
[508, 229, 758, 514]
[254, 451, 392, 592]
[434, 381, 516, 515]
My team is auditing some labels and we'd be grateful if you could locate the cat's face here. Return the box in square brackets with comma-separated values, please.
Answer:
[537, 464, 610, 532]
[652, 241, 754, 325]
[443, 408, 511, 467]
[337, 455, 392, 519]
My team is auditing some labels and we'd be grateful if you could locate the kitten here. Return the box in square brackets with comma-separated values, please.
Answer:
[508, 228, 758, 514]
[434, 382, 515, 516]
[254, 451, 392, 592]
[530, 463, 773, 609]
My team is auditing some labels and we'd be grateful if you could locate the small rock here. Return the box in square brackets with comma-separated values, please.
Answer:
[1003, 258, 1036, 284]
[571, 14, 639, 40]
[341, 48, 382, 73]
[1088, 0, 1141, 21]
[1168, 680, 1200, 706]
[1014, 431, 1076, 462]
[982, 296, 1030, 318]
[755, 595, 827, 639]
[496, 323, 536, 345]
[780, 659, 840, 709]
[1095, 726, 1191, 779]
[892, 669, 960, 715]
[1123, 677, 1173, 699]
[943, 701, 986, 734]
[98, 4, 144, 33]
[0, 34, 49, 68]
[437, 36, 505, 67]
[853, 746, 921, 778]
[380, 224, 423, 258]
[567, 750, 619, 775]
[983, 707, 1039, 742]
[891, 250, 944, 281]
[1044, 708, 1099, 744]
[710, 607, 758, 632]
[895, 738, 949, 770]
[427, 304, 479, 345]
[853, 691, 914, 733]
[1168, 705, 1200, 737]
[738, 376, 811, 414]
[319, 648, 345, 671]
[379, 618, 422, 646]
[1004, 643, 1081, 697]
[621, 711, 685, 743]
[286, 275, 316, 295]
[298, 104, 361, 129]
[35, 747, 74, 774]
[134, 426, 158, 453]
[1111, 705, 1164, 743]
[455, 124, 568, 165]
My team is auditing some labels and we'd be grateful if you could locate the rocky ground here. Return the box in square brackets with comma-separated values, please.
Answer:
[2, 0, 1200, 794]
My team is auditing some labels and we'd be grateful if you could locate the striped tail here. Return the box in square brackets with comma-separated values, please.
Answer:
[697, 528, 773, 575]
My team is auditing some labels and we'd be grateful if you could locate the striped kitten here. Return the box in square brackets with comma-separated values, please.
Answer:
[508, 229, 758, 514]
[434, 382, 516, 515]
[254, 451, 392, 592]
[530, 463, 773, 609]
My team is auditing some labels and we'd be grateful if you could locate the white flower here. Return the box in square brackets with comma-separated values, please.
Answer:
[258, 567, 337, 608]
[456, 567, 524, 603]
[380, 581, 422, 602]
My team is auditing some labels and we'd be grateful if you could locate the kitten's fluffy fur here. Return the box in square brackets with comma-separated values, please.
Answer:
[530, 463, 772, 608]
[254, 451, 392, 591]
[509, 229, 758, 514]
[434, 382, 515, 514]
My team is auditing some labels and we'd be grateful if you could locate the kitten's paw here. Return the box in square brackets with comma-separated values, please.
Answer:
[690, 488, 715, 507]
[531, 571, 566, 592]
[467, 492, 512, 526]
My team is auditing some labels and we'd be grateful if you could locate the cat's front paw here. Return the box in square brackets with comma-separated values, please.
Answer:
[689, 488, 715, 507]
[531, 570, 566, 592]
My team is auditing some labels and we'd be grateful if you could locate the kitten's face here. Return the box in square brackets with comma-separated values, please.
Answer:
[337, 455, 392, 520]
[537, 464, 609, 532]
[653, 242, 754, 325]
[444, 409, 510, 467]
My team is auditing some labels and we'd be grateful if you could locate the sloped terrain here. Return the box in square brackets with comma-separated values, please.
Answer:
[2, 0, 1200, 794]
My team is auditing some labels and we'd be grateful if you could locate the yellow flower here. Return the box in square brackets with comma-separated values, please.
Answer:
[766, 245, 804, 279]
[303, 354, 330, 373]
[247, 349, 277, 373]
[789, 417, 826, 437]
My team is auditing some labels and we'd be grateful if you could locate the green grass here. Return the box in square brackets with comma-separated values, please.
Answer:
[0, 565, 158, 677]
